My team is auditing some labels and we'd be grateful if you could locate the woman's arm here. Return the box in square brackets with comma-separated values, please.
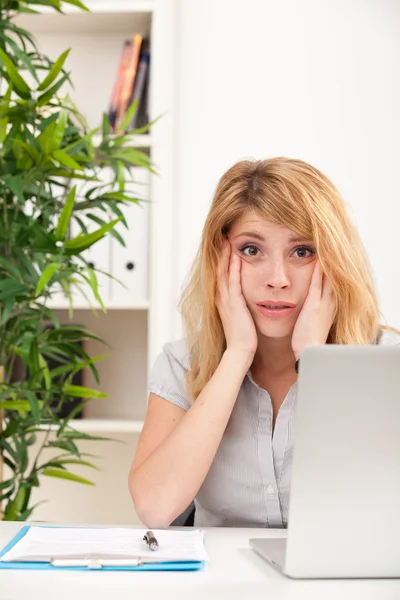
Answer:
[129, 243, 257, 528]
[128, 348, 252, 528]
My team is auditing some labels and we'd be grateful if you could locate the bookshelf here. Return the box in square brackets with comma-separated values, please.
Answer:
[13, 0, 177, 525]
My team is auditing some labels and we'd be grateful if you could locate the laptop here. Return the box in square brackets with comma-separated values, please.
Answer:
[249, 344, 400, 579]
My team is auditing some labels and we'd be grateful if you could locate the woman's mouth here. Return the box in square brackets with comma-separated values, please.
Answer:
[256, 301, 296, 319]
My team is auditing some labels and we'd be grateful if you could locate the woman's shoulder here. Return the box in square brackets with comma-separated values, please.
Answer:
[149, 339, 191, 410]
[160, 338, 191, 371]
[377, 327, 400, 347]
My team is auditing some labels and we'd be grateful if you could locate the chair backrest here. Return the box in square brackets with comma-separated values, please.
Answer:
[171, 502, 195, 526]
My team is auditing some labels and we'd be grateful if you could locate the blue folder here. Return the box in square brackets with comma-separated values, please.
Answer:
[0, 526, 205, 571]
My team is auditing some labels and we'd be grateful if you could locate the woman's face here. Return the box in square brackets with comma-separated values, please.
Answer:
[228, 212, 317, 340]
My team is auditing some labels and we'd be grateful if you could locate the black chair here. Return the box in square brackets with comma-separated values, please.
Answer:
[171, 502, 195, 526]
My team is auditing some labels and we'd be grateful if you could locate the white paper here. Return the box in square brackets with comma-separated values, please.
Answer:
[1, 527, 209, 563]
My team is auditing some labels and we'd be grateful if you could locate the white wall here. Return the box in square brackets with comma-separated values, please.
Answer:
[172, 0, 400, 336]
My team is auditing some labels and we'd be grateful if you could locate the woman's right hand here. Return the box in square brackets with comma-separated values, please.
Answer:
[216, 241, 258, 359]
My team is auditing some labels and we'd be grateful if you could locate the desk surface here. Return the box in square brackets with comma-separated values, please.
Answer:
[0, 522, 399, 600]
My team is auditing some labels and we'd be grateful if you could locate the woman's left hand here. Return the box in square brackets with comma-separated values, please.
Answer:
[291, 260, 337, 360]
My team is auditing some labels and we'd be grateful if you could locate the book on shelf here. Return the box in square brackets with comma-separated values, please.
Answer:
[127, 39, 150, 131]
[108, 35, 150, 134]
[108, 40, 131, 131]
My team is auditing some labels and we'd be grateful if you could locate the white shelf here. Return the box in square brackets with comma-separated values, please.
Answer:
[16, 9, 152, 35]
[49, 1, 154, 13]
[71, 418, 144, 433]
[47, 299, 149, 311]
[38, 419, 144, 433]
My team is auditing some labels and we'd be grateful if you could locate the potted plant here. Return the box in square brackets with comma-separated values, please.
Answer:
[0, 0, 154, 520]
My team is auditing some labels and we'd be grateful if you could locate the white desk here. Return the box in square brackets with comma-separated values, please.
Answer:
[0, 522, 399, 600]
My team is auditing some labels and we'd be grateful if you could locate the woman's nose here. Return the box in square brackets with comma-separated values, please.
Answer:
[263, 260, 290, 289]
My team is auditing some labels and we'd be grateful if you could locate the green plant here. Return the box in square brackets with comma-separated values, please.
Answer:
[0, 0, 155, 520]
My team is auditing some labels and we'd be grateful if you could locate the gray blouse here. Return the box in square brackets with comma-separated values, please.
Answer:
[149, 329, 400, 529]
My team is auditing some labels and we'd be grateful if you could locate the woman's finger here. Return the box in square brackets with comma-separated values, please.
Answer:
[228, 252, 243, 300]
[217, 240, 230, 275]
[322, 274, 337, 315]
[217, 241, 230, 302]
[308, 260, 323, 301]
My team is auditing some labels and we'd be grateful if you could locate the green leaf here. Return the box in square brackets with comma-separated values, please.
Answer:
[0, 49, 31, 99]
[37, 48, 70, 91]
[13, 435, 28, 473]
[3, 456, 16, 471]
[118, 99, 138, 133]
[130, 112, 162, 135]
[0, 256, 22, 279]
[25, 391, 40, 424]
[42, 468, 94, 486]
[37, 71, 70, 106]
[0, 278, 24, 291]
[35, 0, 63, 12]
[17, 505, 42, 521]
[81, 268, 106, 312]
[52, 109, 68, 149]
[114, 148, 153, 168]
[38, 353, 51, 391]
[46, 458, 101, 471]
[0, 478, 15, 491]
[35, 263, 62, 297]
[4, 486, 27, 521]
[64, 217, 122, 253]
[0, 83, 12, 143]
[0, 488, 16, 503]
[61, 0, 90, 11]
[59, 400, 88, 425]
[86, 213, 126, 246]
[62, 127, 99, 153]
[61, 431, 113, 442]
[0, 401, 31, 412]
[48, 439, 80, 456]
[53, 149, 83, 171]
[0, 438, 19, 464]
[2, 173, 25, 203]
[1, 420, 19, 439]
[21, 332, 34, 364]
[63, 384, 108, 399]
[4, 36, 39, 83]
[0, 284, 28, 301]
[12, 139, 40, 164]
[54, 170, 98, 181]
[18, 7, 40, 14]
[102, 112, 110, 139]
[1, 296, 15, 325]
[3, 23, 37, 54]
[99, 192, 139, 203]
[55, 185, 76, 240]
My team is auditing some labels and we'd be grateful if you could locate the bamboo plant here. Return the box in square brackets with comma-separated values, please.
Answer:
[0, 0, 154, 520]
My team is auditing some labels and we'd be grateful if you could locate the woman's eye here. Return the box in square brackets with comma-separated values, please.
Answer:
[240, 244, 260, 257]
[293, 246, 315, 258]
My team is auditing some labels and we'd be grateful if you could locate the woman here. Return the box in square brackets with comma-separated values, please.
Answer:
[128, 157, 400, 529]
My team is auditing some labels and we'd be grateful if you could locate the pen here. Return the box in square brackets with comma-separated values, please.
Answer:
[143, 530, 159, 551]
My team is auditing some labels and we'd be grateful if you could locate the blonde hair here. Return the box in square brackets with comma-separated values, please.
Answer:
[179, 157, 384, 401]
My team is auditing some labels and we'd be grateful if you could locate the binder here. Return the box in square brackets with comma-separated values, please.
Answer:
[70, 211, 111, 303]
[69, 176, 112, 305]
[0, 526, 206, 571]
[110, 167, 149, 304]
